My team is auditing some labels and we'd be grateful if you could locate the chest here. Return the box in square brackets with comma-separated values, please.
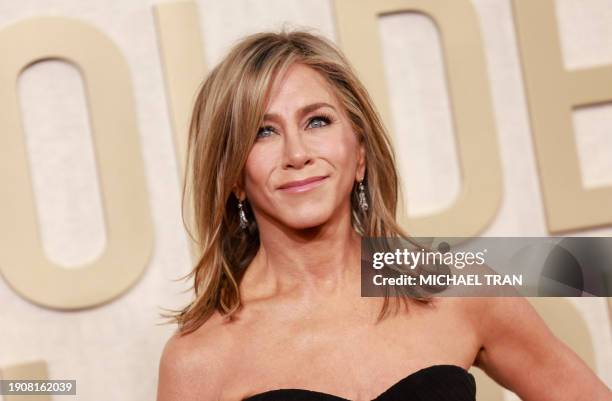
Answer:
[220, 301, 479, 400]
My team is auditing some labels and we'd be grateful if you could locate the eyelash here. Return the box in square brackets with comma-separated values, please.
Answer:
[256, 114, 334, 139]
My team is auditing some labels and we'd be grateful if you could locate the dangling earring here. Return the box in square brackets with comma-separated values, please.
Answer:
[238, 199, 248, 229]
[358, 180, 369, 212]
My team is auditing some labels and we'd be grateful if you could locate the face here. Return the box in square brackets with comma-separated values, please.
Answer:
[237, 63, 366, 230]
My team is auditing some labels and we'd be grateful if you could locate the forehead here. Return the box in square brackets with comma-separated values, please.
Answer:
[265, 63, 338, 113]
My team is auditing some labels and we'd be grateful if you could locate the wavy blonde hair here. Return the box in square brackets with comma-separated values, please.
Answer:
[160, 30, 431, 336]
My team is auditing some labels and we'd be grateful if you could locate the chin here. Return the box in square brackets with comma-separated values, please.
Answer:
[280, 207, 334, 230]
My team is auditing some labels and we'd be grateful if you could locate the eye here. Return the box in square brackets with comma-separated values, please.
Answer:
[256, 125, 276, 139]
[307, 115, 332, 129]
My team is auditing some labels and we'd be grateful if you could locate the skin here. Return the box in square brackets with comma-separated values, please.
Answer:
[157, 64, 611, 401]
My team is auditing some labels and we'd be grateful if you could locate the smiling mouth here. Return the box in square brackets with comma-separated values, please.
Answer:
[278, 175, 329, 193]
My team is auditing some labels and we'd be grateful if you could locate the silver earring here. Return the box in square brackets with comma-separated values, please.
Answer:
[358, 180, 369, 212]
[238, 199, 248, 229]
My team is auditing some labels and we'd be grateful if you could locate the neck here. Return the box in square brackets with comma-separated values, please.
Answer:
[244, 202, 362, 300]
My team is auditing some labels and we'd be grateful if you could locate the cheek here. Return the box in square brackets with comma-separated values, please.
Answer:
[316, 127, 359, 173]
[243, 147, 273, 195]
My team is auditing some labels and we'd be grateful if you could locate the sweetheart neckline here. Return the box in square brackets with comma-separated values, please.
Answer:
[242, 364, 474, 401]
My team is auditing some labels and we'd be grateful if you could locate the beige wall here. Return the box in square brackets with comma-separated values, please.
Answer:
[0, 1, 610, 400]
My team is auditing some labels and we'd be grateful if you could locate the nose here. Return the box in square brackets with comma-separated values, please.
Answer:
[282, 128, 312, 170]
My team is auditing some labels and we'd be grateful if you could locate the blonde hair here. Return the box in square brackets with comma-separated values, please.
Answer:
[160, 30, 431, 336]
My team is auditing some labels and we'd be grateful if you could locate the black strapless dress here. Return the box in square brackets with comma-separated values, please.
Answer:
[242, 364, 476, 401]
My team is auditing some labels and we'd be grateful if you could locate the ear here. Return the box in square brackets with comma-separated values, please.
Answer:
[232, 170, 247, 201]
[232, 184, 245, 201]
[356, 141, 366, 182]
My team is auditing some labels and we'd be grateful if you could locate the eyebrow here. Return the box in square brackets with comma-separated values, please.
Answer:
[263, 102, 336, 122]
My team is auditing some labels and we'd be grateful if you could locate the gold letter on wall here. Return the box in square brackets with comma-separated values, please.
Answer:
[0, 17, 153, 309]
[154, 1, 207, 263]
[153, 0, 207, 184]
[513, 0, 612, 233]
[333, 0, 503, 239]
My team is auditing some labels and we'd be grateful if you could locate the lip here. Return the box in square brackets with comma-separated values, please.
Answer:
[278, 175, 329, 193]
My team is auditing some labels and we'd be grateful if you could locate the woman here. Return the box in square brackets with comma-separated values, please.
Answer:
[156, 31, 610, 401]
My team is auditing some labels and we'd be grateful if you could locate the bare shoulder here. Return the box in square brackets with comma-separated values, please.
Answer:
[457, 297, 610, 401]
[156, 314, 230, 401]
[452, 296, 551, 361]
[465, 296, 549, 348]
[426, 296, 491, 330]
[441, 296, 541, 334]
